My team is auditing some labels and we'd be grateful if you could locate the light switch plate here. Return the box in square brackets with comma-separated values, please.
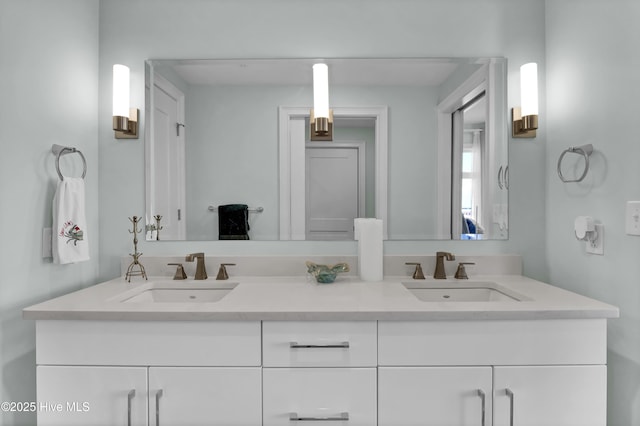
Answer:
[42, 228, 52, 258]
[626, 201, 640, 236]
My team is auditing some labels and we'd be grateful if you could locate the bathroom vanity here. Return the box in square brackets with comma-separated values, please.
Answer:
[24, 257, 618, 426]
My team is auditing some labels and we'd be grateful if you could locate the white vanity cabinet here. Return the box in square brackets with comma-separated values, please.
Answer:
[37, 366, 148, 426]
[378, 366, 492, 426]
[492, 365, 606, 426]
[262, 321, 378, 426]
[34, 316, 609, 426]
[378, 320, 608, 426]
[148, 367, 261, 426]
[35, 320, 262, 426]
[378, 365, 606, 426]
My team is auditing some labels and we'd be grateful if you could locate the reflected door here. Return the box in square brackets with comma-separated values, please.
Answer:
[305, 144, 364, 240]
[150, 74, 185, 240]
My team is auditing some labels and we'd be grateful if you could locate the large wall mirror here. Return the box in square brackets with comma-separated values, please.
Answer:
[144, 57, 508, 242]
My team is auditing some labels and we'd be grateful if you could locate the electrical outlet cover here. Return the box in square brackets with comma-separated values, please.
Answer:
[585, 224, 604, 255]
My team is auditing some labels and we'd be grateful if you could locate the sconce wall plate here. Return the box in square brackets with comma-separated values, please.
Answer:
[114, 108, 140, 139]
[511, 107, 537, 138]
[310, 108, 333, 141]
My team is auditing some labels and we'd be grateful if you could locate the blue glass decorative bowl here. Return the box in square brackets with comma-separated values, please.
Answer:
[306, 261, 350, 284]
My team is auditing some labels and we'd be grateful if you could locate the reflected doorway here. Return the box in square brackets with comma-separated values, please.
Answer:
[305, 142, 366, 240]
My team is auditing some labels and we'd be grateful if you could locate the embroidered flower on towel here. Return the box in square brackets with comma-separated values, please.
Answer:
[60, 221, 84, 246]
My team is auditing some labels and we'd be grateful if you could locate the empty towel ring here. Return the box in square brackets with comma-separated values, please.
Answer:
[52, 144, 87, 180]
[557, 144, 593, 183]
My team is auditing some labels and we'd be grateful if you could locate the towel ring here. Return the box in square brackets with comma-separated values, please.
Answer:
[52, 144, 87, 180]
[557, 144, 593, 183]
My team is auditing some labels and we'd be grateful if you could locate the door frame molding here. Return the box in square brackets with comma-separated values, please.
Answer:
[278, 106, 388, 240]
[436, 65, 489, 240]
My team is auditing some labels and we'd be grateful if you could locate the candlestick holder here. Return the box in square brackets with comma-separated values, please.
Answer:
[154, 214, 163, 240]
[125, 215, 147, 282]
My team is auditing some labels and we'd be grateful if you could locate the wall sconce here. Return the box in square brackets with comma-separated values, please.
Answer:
[112, 64, 139, 139]
[310, 63, 333, 141]
[512, 62, 538, 138]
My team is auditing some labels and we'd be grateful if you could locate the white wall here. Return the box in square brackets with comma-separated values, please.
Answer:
[98, 0, 548, 281]
[545, 1, 640, 424]
[0, 1, 100, 424]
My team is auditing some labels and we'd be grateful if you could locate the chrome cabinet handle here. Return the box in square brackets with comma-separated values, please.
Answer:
[127, 390, 135, 426]
[477, 389, 486, 426]
[290, 341, 350, 349]
[504, 165, 509, 190]
[289, 412, 349, 421]
[155, 389, 164, 426]
[505, 388, 514, 426]
[498, 166, 504, 189]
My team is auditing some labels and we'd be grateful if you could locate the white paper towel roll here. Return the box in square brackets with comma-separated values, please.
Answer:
[354, 218, 384, 281]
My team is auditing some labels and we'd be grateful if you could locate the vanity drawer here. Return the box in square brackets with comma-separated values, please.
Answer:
[36, 320, 261, 366]
[262, 321, 377, 367]
[378, 319, 607, 366]
[263, 368, 377, 426]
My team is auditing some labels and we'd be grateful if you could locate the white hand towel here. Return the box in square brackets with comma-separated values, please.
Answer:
[354, 218, 384, 281]
[52, 177, 90, 264]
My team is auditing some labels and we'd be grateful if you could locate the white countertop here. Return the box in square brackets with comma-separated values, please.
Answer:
[22, 275, 619, 321]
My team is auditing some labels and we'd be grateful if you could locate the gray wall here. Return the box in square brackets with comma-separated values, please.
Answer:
[545, 1, 640, 424]
[182, 83, 438, 240]
[98, 0, 547, 281]
[0, 1, 100, 424]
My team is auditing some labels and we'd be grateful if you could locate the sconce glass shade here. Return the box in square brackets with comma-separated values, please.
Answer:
[112, 64, 139, 139]
[113, 64, 130, 118]
[312, 63, 329, 119]
[520, 62, 538, 117]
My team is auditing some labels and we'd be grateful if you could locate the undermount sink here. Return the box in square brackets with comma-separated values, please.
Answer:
[119, 282, 238, 303]
[403, 281, 525, 302]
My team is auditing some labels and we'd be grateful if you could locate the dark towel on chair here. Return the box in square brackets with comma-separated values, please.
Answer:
[218, 204, 250, 240]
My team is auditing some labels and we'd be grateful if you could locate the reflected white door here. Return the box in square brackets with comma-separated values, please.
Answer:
[305, 144, 364, 240]
[150, 74, 185, 240]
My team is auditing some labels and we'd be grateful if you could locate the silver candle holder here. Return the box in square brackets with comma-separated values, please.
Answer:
[125, 215, 147, 282]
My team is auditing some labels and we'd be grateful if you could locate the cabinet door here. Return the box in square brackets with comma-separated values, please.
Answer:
[148, 367, 261, 426]
[263, 368, 377, 426]
[493, 365, 607, 426]
[378, 366, 492, 426]
[37, 365, 147, 426]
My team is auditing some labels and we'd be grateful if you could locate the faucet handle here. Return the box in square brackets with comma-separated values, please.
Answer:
[454, 262, 475, 280]
[405, 262, 426, 280]
[168, 263, 187, 280]
[216, 263, 236, 280]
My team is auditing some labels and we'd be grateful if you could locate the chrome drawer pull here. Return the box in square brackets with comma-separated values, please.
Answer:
[505, 388, 514, 426]
[477, 389, 486, 426]
[289, 341, 350, 349]
[289, 411, 349, 421]
[127, 389, 135, 426]
[155, 389, 164, 426]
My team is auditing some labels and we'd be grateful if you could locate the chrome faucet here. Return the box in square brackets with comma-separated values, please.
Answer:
[185, 252, 207, 280]
[434, 251, 455, 279]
